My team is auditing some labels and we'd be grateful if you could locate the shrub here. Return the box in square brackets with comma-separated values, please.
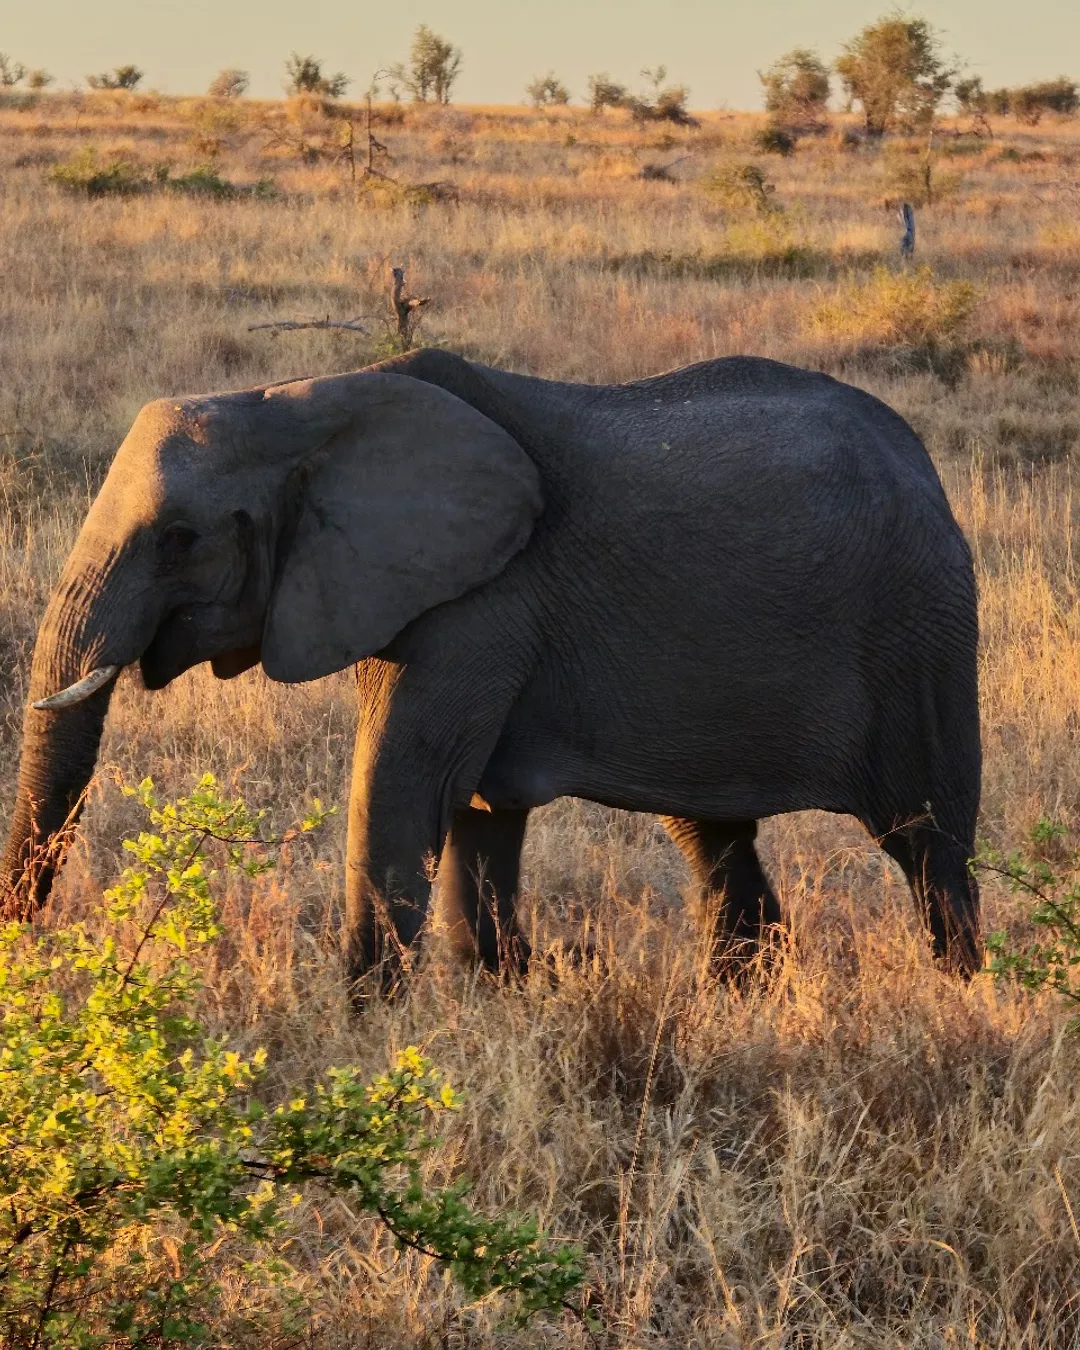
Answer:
[0, 776, 587, 1348]
[47, 150, 272, 201]
[810, 264, 979, 348]
[704, 161, 779, 214]
[391, 25, 462, 105]
[881, 141, 962, 206]
[207, 67, 249, 99]
[835, 14, 955, 135]
[166, 165, 241, 199]
[615, 67, 696, 126]
[979, 820, 1080, 1022]
[760, 47, 830, 133]
[526, 72, 570, 107]
[87, 64, 143, 91]
[587, 73, 627, 114]
[724, 215, 817, 272]
[186, 98, 248, 160]
[1009, 78, 1079, 125]
[26, 69, 53, 91]
[754, 125, 797, 155]
[652, 84, 695, 125]
[47, 148, 148, 196]
[284, 53, 348, 99]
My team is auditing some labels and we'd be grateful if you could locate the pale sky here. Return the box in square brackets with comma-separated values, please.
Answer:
[4, 1, 1077, 109]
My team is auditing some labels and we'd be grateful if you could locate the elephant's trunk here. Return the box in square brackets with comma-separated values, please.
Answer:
[2, 551, 147, 918]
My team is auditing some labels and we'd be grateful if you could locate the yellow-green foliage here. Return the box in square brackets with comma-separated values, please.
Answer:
[983, 819, 1080, 1019]
[702, 160, 779, 214]
[810, 264, 979, 346]
[881, 141, 963, 206]
[0, 778, 584, 1349]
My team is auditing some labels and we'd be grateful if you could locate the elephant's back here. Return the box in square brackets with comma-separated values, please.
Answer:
[570, 364, 964, 579]
[596, 357, 944, 497]
[476, 352, 974, 618]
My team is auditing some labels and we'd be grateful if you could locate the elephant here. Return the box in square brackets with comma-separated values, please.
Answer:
[0, 350, 982, 982]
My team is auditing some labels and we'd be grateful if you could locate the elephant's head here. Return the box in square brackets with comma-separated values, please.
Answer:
[1, 368, 542, 914]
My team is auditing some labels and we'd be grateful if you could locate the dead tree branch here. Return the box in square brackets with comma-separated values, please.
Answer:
[246, 266, 430, 352]
[247, 315, 374, 335]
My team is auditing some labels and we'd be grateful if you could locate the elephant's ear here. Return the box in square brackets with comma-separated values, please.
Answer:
[261, 374, 543, 683]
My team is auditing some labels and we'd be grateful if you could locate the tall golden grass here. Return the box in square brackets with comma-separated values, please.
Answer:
[3, 88, 1080, 1344]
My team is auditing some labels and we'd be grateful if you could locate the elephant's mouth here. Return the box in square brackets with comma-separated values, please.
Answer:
[140, 605, 202, 689]
[140, 604, 262, 690]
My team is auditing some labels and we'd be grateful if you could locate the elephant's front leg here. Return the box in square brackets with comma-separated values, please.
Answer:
[344, 739, 444, 989]
[344, 654, 529, 991]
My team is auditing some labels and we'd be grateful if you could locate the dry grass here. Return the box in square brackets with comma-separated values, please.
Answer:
[3, 89, 1080, 1344]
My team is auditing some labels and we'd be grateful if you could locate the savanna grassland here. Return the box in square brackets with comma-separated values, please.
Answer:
[3, 86, 1080, 1346]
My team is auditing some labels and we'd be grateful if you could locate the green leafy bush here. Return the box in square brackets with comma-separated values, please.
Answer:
[165, 166, 243, 199]
[47, 151, 274, 201]
[0, 776, 586, 1348]
[48, 148, 148, 196]
[979, 820, 1080, 1020]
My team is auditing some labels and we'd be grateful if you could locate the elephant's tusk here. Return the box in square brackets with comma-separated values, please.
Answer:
[33, 665, 119, 711]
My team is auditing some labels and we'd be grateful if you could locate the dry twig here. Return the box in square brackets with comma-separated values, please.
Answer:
[247, 315, 373, 336]
[246, 265, 430, 351]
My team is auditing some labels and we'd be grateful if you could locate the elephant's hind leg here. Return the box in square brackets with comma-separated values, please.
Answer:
[662, 817, 781, 971]
[438, 805, 531, 975]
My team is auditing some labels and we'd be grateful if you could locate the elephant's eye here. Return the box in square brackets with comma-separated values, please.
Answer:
[158, 524, 198, 561]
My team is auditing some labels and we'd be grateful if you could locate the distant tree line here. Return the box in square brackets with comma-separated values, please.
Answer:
[756, 15, 1078, 149]
[2, 12, 1077, 135]
[954, 74, 1079, 125]
[0, 23, 466, 107]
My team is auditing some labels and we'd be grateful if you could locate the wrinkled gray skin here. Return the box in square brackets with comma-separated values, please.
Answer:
[1, 351, 982, 981]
